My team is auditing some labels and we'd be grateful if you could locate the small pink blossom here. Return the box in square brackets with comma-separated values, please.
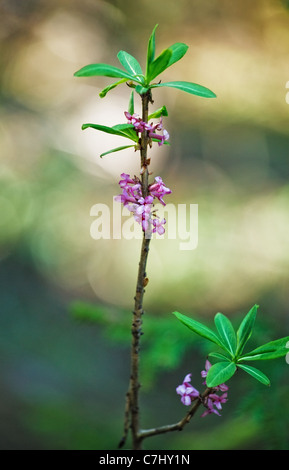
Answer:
[176, 373, 199, 406]
[124, 112, 145, 132]
[177, 361, 229, 417]
[149, 176, 172, 206]
[201, 399, 221, 417]
[119, 173, 135, 187]
[208, 392, 228, 411]
[201, 393, 228, 417]
[152, 217, 166, 235]
[134, 196, 154, 232]
[115, 173, 171, 235]
[124, 111, 169, 146]
[114, 189, 136, 206]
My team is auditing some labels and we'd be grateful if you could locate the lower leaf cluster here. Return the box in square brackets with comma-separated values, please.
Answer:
[173, 305, 289, 387]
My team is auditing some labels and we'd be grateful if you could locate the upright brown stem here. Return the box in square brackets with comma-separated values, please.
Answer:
[130, 234, 151, 450]
[120, 91, 152, 450]
[119, 91, 207, 450]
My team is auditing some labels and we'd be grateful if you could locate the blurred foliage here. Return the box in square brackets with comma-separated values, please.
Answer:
[70, 300, 199, 389]
[1, 0, 289, 450]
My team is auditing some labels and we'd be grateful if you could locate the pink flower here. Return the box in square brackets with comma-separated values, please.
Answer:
[124, 111, 169, 146]
[201, 399, 221, 417]
[124, 112, 145, 132]
[208, 393, 228, 411]
[134, 196, 153, 232]
[176, 373, 199, 406]
[152, 217, 166, 235]
[149, 176, 172, 206]
[114, 189, 136, 206]
[201, 392, 228, 417]
[115, 173, 171, 234]
[119, 173, 135, 187]
[177, 362, 229, 417]
[201, 359, 211, 380]
[148, 129, 170, 146]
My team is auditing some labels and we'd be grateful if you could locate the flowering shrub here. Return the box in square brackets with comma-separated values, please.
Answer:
[74, 24, 289, 450]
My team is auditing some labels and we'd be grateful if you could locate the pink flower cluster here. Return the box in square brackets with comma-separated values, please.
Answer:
[124, 111, 169, 146]
[115, 173, 172, 234]
[176, 360, 228, 417]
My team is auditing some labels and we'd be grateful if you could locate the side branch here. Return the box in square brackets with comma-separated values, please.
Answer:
[138, 388, 212, 442]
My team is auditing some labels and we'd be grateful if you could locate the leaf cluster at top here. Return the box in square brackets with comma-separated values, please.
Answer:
[74, 25, 216, 159]
[74, 24, 216, 99]
[173, 305, 289, 388]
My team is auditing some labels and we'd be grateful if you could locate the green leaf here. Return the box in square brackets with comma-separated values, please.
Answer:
[99, 78, 127, 98]
[173, 312, 225, 349]
[117, 51, 144, 81]
[236, 304, 258, 356]
[206, 362, 236, 388]
[112, 123, 138, 141]
[100, 145, 135, 158]
[148, 105, 168, 120]
[239, 336, 289, 361]
[146, 24, 158, 78]
[111, 123, 134, 132]
[166, 42, 189, 67]
[208, 352, 231, 361]
[151, 138, 171, 145]
[147, 48, 172, 82]
[135, 85, 150, 95]
[128, 90, 134, 115]
[151, 81, 217, 98]
[214, 313, 237, 357]
[74, 63, 137, 81]
[237, 364, 270, 386]
[81, 123, 137, 141]
[151, 138, 170, 145]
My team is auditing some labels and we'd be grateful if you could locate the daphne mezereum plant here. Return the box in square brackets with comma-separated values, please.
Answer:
[74, 25, 289, 450]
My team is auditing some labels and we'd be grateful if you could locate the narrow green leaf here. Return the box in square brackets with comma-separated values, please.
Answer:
[237, 364, 270, 386]
[112, 123, 138, 141]
[206, 362, 236, 388]
[100, 145, 135, 158]
[238, 352, 286, 362]
[74, 63, 136, 81]
[214, 313, 237, 357]
[208, 352, 231, 362]
[151, 138, 170, 145]
[99, 78, 127, 98]
[111, 123, 135, 132]
[147, 48, 172, 82]
[148, 105, 168, 120]
[81, 123, 137, 141]
[128, 91, 134, 115]
[117, 51, 143, 80]
[173, 312, 225, 349]
[135, 85, 150, 95]
[151, 81, 217, 98]
[146, 24, 158, 78]
[239, 336, 289, 361]
[166, 42, 189, 67]
[236, 304, 258, 356]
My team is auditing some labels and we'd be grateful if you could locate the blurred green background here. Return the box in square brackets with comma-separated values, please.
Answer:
[1, 0, 289, 450]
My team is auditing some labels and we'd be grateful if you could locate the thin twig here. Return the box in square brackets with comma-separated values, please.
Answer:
[138, 388, 212, 442]
[118, 388, 132, 448]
